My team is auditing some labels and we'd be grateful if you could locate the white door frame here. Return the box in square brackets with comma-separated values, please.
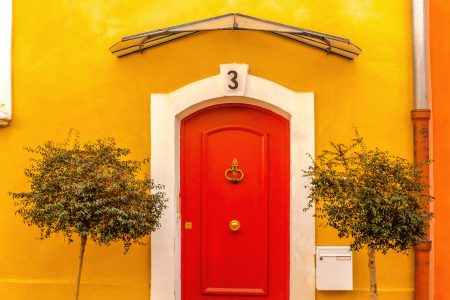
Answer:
[150, 64, 315, 300]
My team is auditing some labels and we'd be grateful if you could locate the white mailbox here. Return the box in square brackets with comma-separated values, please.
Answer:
[316, 246, 353, 290]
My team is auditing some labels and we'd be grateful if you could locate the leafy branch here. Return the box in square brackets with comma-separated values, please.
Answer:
[10, 131, 168, 299]
[303, 130, 432, 299]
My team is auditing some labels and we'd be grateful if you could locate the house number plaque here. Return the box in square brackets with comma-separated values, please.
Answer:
[220, 63, 248, 96]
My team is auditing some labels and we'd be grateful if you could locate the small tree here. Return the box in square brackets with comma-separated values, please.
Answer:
[10, 132, 167, 300]
[303, 132, 432, 300]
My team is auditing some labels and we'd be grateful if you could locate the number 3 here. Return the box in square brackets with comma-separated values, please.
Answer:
[227, 70, 239, 90]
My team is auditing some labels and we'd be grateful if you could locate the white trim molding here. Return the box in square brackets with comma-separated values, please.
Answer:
[0, 0, 12, 126]
[150, 64, 315, 300]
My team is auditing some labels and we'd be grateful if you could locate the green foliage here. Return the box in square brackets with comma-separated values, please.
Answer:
[11, 131, 168, 252]
[303, 131, 433, 254]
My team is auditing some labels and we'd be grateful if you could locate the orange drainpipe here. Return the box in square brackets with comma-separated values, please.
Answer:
[411, 0, 432, 299]
[411, 110, 431, 300]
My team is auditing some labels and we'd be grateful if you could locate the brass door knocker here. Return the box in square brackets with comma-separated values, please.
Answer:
[224, 158, 244, 183]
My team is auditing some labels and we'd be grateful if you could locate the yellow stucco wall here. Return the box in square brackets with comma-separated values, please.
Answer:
[1, 1, 414, 299]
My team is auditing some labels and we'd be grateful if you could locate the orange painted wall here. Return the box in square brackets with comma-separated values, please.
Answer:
[430, 1, 450, 299]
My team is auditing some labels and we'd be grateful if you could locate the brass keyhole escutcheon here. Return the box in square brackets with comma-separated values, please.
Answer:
[224, 158, 244, 183]
[229, 220, 241, 232]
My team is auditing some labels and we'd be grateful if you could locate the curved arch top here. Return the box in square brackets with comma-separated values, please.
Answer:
[156, 72, 312, 120]
[150, 65, 315, 300]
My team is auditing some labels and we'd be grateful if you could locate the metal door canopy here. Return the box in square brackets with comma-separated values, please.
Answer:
[110, 13, 361, 59]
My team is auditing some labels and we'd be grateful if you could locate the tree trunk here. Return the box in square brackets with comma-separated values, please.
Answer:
[368, 247, 378, 300]
[74, 235, 87, 300]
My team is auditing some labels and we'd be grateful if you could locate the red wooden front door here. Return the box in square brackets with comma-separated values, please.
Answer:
[181, 102, 290, 300]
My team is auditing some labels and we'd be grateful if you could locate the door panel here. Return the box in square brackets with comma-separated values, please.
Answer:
[181, 103, 289, 300]
[202, 126, 268, 295]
